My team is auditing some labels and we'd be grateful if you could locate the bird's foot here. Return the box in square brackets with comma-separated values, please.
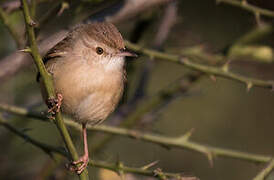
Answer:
[47, 93, 63, 119]
[68, 154, 89, 174]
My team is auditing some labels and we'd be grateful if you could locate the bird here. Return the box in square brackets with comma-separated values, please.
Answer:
[37, 22, 137, 174]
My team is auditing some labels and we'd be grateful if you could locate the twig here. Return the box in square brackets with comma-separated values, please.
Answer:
[253, 159, 274, 180]
[232, 24, 273, 46]
[125, 41, 274, 89]
[0, 116, 196, 180]
[79, 123, 273, 164]
[89, 160, 196, 180]
[0, 103, 272, 164]
[0, 7, 24, 48]
[0, 115, 67, 157]
[227, 24, 273, 61]
[20, 0, 88, 179]
[0, 102, 46, 120]
[216, 0, 274, 18]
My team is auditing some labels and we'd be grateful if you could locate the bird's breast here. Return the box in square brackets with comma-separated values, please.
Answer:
[53, 60, 124, 124]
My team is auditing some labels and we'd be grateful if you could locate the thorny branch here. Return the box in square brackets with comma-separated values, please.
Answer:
[0, 103, 272, 165]
[226, 24, 274, 64]
[20, 0, 88, 179]
[253, 159, 274, 180]
[0, 116, 198, 180]
[125, 41, 274, 90]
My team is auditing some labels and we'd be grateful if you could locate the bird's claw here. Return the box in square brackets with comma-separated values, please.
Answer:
[47, 93, 63, 119]
[68, 155, 89, 174]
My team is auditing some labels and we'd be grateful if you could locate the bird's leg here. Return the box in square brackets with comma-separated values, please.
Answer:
[71, 123, 89, 174]
[47, 93, 63, 118]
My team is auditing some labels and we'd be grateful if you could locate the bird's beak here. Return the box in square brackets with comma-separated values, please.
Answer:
[116, 49, 138, 57]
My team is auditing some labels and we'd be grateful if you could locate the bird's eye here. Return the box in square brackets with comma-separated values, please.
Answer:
[96, 47, 104, 55]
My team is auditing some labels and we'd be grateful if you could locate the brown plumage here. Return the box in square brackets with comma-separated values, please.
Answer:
[39, 22, 136, 174]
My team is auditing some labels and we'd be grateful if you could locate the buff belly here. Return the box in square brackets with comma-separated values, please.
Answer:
[65, 90, 122, 125]
[53, 67, 124, 125]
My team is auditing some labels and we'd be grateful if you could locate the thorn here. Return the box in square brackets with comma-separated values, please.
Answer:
[176, 128, 195, 142]
[28, 19, 37, 26]
[209, 75, 217, 82]
[183, 128, 195, 140]
[19, 48, 31, 53]
[57, 2, 69, 16]
[222, 60, 230, 72]
[205, 151, 214, 167]
[246, 82, 253, 92]
[255, 12, 262, 27]
[153, 168, 161, 176]
[141, 160, 159, 170]
[153, 168, 167, 179]
[116, 161, 125, 179]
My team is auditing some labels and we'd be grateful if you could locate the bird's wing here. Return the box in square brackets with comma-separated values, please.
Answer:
[36, 36, 71, 82]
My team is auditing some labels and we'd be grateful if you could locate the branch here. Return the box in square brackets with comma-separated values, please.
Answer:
[0, 6, 24, 48]
[232, 24, 273, 46]
[20, 0, 88, 179]
[253, 159, 274, 180]
[0, 116, 197, 180]
[0, 115, 67, 157]
[0, 102, 47, 120]
[216, 0, 274, 18]
[77, 123, 273, 164]
[90, 160, 197, 180]
[125, 41, 274, 89]
[227, 24, 274, 62]
[0, 103, 272, 165]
